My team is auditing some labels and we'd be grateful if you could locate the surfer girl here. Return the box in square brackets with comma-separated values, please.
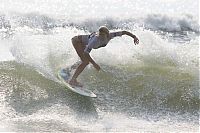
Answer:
[69, 26, 139, 87]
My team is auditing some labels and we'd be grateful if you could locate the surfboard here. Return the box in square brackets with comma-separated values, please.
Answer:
[57, 67, 97, 98]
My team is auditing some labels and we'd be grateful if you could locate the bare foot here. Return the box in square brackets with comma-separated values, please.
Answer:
[69, 79, 83, 87]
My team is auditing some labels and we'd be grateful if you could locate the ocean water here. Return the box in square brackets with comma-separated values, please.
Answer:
[0, 0, 199, 132]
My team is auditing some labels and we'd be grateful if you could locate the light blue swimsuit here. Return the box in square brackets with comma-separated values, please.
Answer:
[81, 31, 122, 53]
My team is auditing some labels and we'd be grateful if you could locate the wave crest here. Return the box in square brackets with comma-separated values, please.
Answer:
[0, 13, 199, 34]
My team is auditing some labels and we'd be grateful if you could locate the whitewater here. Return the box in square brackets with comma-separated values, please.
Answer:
[0, 0, 199, 132]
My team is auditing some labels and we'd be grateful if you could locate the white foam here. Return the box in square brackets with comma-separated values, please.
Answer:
[0, 40, 15, 61]
[0, 0, 198, 20]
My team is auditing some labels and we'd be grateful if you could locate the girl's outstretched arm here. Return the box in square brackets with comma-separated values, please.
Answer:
[122, 31, 139, 45]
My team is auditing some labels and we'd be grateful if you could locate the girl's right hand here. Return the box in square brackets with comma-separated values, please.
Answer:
[93, 63, 101, 71]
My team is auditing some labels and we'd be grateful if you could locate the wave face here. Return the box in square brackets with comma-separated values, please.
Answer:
[0, 0, 199, 132]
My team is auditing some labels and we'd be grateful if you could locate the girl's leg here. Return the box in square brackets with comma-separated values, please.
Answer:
[69, 61, 88, 85]
[69, 36, 88, 87]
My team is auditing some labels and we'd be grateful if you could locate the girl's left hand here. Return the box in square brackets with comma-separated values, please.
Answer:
[133, 36, 139, 45]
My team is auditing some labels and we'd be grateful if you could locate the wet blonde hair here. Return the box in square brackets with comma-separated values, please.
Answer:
[99, 26, 109, 37]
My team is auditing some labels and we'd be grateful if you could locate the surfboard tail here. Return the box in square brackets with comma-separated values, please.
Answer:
[57, 67, 97, 98]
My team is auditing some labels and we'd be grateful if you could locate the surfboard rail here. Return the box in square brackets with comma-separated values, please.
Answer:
[57, 68, 97, 98]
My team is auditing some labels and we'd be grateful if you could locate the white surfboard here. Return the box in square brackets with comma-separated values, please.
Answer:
[57, 68, 97, 98]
